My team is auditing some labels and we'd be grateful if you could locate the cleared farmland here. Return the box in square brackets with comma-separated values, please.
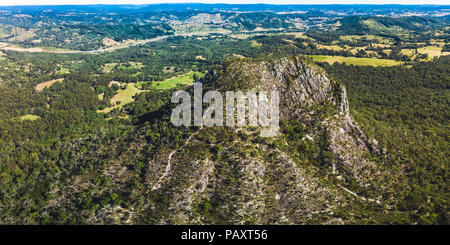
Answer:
[307, 55, 403, 67]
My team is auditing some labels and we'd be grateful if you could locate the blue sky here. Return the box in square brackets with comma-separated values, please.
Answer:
[0, 0, 448, 6]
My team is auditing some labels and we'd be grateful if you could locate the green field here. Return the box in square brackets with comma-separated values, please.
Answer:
[151, 71, 204, 90]
[418, 46, 443, 59]
[97, 83, 143, 114]
[98, 72, 203, 114]
[339, 34, 393, 44]
[56, 66, 70, 74]
[250, 40, 262, 47]
[307, 55, 403, 67]
[19, 114, 41, 121]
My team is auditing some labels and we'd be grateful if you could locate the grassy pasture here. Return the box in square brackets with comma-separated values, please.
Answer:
[1, 44, 73, 53]
[97, 83, 143, 114]
[19, 114, 40, 121]
[418, 46, 443, 59]
[401, 49, 416, 56]
[317, 44, 345, 51]
[371, 43, 391, 48]
[8, 29, 36, 42]
[340, 34, 393, 44]
[59, 67, 70, 74]
[35, 78, 64, 92]
[250, 40, 262, 47]
[97, 72, 203, 114]
[151, 71, 204, 90]
[307, 55, 403, 67]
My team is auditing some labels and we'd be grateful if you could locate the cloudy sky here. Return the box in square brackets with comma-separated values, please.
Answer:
[0, 0, 448, 6]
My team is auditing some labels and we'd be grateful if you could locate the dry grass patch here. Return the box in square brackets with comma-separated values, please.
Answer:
[35, 78, 64, 92]
[103, 63, 118, 73]
[233, 54, 246, 59]
[7, 28, 36, 42]
[418, 46, 443, 59]
[307, 55, 402, 67]
[250, 40, 262, 47]
[102, 37, 120, 47]
[1, 44, 72, 53]
[317, 44, 345, 51]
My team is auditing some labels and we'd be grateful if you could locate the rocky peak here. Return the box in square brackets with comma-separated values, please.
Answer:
[201, 56, 349, 118]
[56, 56, 391, 225]
[136, 56, 389, 224]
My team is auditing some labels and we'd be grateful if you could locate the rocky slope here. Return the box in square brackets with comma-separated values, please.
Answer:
[39, 56, 397, 224]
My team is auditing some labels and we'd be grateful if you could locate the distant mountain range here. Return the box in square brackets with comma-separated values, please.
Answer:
[0, 4, 449, 14]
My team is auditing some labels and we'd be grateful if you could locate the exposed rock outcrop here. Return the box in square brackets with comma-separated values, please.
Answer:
[138, 56, 388, 224]
[43, 56, 391, 224]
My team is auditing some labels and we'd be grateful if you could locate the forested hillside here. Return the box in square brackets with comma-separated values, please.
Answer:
[321, 57, 449, 224]
[0, 4, 448, 225]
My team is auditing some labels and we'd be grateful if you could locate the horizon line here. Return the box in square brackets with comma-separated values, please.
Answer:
[0, 3, 449, 7]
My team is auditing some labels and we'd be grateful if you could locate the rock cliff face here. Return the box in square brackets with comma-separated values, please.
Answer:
[201, 56, 381, 183]
[137, 56, 389, 224]
[42, 56, 392, 224]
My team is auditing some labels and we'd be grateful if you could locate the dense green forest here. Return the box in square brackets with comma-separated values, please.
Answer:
[0, 4, 448, 224]
[0, 53, 447, 224]
[320, 57, 449, 224]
